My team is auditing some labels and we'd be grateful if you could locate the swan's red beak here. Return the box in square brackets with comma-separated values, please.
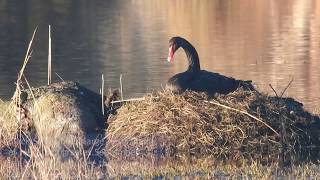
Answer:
[167, 45, 174, 62]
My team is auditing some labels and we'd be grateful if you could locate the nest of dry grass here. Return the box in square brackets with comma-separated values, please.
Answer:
[106, 89, 320, 162]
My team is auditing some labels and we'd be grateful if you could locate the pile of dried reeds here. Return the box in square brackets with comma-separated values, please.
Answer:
[106, 89, 320, 162]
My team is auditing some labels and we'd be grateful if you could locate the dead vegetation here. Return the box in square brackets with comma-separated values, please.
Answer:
[106, 89, 320, 163]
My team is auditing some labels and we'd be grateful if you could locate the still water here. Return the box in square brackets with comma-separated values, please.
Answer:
[0, 0, 319, 111]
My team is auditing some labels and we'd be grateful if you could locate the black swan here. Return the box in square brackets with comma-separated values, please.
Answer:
[166, 36, 254, 94]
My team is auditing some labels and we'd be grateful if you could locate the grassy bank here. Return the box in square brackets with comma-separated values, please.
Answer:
[1, 86, 320, 178]
[0, 150, 319, 179]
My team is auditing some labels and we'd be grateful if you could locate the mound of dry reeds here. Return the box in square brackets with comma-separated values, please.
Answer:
[106, 89, 320, 161]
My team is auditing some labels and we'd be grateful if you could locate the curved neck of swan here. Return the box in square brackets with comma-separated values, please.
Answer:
[181, 43, 200, 73]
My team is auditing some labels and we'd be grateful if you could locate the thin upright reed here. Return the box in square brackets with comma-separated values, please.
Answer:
[101, 74, 105, 116]
[48, 25, 52, 85]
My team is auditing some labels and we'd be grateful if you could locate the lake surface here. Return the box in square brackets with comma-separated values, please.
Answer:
[0, 0, 319, 111]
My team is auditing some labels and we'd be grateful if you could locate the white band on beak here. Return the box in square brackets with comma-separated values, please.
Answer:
[167, 46, 174, 62]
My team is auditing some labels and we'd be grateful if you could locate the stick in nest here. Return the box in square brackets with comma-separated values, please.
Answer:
[201, 100, 279, 136]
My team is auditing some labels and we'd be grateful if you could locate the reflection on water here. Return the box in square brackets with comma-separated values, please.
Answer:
[0, 0, 319, 111]
[106, 155, 236, 179]
[102, 153, 320, 179]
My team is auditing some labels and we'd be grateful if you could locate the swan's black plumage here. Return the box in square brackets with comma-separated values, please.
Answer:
[166, 37, 254, 94]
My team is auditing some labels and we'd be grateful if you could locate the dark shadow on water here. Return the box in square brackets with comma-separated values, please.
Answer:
[83, 132, 107, 165]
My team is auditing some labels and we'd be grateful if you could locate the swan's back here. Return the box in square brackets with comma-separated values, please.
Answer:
[191, 70, 253, 94]
[167, 70, 254, 95]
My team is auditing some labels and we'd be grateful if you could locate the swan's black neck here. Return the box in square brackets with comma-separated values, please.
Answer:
[181, 40, 200, 73]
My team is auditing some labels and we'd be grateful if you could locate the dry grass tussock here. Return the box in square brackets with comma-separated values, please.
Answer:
[0, 100, 21, 149]
[1, 150, 319, 179]
[107, 89, 320, 161]
[0, 140, 107, 179]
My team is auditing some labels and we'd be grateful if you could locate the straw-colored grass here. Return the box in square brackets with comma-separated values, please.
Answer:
[0, 138, 107, 179]
[0, 100, 20, 148]
[1, 146, 319, 179]
[106, 89, 320, 162]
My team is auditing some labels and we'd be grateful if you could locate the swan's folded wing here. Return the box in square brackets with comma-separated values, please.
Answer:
[188, 70, 241, 94]
[166, 71, 197, 92]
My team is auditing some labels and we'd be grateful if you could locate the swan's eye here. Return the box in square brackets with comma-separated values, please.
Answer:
[167, 45, 175, 62]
